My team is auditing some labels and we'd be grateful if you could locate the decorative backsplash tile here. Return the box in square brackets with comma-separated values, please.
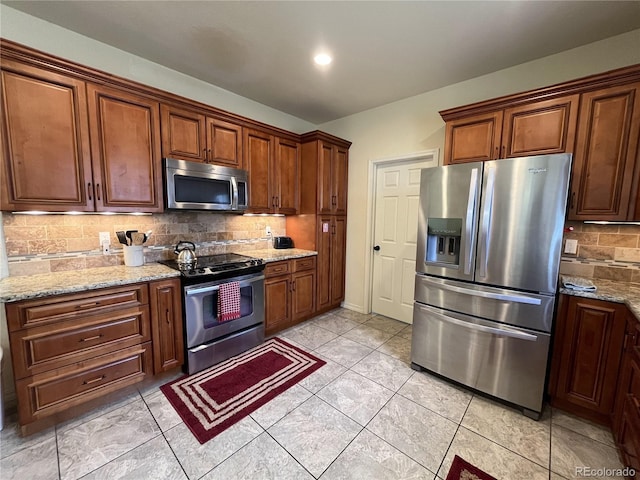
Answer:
[2, 212, 286, 276]
[560, 222, 640, 284]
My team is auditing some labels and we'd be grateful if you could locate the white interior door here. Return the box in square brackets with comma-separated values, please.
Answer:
[371, 159, 435, 323]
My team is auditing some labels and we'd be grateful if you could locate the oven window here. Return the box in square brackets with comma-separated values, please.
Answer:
[201, 285, 254, 328]
[175, 175, 231, 205]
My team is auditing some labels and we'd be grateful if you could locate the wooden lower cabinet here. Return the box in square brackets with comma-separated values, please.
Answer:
[149, 278, 184, 373]
[549, 295, 627, 425]
[264, 256, 316, 336]
[5, 279, 183, 430]
[317, 216, 346, 311]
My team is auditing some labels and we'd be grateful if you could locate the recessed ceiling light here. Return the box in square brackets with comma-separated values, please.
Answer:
[314, 53, 332, 66]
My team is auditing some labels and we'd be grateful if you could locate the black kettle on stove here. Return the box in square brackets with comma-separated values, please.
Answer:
[174, 241, 197, 270]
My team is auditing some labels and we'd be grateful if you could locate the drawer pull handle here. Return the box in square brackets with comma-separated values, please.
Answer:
[83, 375, 106, 385]
[632, 396, 640, 411]
[77, 302, 100, 309]
[166, 308, 170, 324]
[79, 334, 103, 343]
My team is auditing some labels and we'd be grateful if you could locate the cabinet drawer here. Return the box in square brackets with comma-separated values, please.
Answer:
[10, 306, 151, 379]
[7, 284, 149, 331]
[265, 261, 291, 277]
[15, 342, 152, 425]
[293, 256, 316, 272]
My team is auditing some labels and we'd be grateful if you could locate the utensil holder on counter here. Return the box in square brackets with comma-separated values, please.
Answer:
[123, 245, 144, 267]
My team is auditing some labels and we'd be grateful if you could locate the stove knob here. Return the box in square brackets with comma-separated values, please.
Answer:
[197, 268, 206, 273]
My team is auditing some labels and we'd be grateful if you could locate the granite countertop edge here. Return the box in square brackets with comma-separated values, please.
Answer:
[559, 278, 640, 320]
[0, 249, 318, 303]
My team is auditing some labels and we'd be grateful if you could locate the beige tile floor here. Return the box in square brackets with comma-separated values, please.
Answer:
[0, 308, 627, 480]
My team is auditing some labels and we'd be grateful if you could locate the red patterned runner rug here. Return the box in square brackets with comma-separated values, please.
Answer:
[160, 337, 326, 444]
[446, 455, 498, 480]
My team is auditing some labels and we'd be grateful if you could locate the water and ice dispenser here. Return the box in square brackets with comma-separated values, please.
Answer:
[425, 218, 462, 267]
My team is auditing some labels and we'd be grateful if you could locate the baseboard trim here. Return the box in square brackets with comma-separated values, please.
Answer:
[341, 302, 366, 314]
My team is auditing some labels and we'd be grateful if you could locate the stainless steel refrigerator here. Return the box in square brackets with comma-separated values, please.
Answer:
[411, 153, 571, 418]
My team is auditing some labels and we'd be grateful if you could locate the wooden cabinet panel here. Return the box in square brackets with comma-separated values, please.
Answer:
[87, 84, 163, 212]
[618, 395, 640, 473]
[316, 216, 347, 311]
[550, 295, 627, 424]
[245, 128, 273, 213]
[206, 117, 243, 168]
[317, 217, 332, 311]
[318, 142, 334, 214]
[265, 274, 291, 335]
[332, 146, 349, 215]
[161, 104, 206, 162]
[149, 278, 184, 373]
[318, 141, 349, 214]
[444, 111, 503, 164]
[0, 60, 93, 211]
[568, 83, 640, 221]
[15, 343, 152, 425]
[330, 216, 347, 306]
[274, 137, 300, 215]
[292, 269, 316, 321]
[502, 95, 578, 158]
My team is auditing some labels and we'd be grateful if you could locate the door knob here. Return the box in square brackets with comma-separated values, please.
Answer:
[373, 245, 381, 251]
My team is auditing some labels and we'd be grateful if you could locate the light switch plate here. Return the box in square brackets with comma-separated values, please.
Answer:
[564, 239, 578, 255]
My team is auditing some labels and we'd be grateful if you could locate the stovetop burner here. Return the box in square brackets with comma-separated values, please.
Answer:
[160, 252, 264, 283]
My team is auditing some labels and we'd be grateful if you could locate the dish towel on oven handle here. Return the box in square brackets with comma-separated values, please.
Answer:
[218, 281, 241, 321]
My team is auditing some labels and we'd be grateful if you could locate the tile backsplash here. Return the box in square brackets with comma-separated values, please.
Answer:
[560, 222, 640, 284]
[2, 212, 286, 276]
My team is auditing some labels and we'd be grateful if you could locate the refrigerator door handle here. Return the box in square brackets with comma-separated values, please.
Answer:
[420, 277, 542, 305]
[415, 303, 538, 341]
[479, 166, 496, 278]
[464, 168, 479, 275]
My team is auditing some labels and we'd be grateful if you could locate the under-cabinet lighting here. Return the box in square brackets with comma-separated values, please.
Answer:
[583, 221, 640, 225]
[243, 213, 285, 217]
[12, 211, 152, 216]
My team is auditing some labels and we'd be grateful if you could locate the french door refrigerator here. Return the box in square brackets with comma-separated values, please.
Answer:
[411, 154, 571, 418]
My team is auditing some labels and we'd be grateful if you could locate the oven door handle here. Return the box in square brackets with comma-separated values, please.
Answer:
[185, 274, 264, 297]
[415, 303, 538, 341]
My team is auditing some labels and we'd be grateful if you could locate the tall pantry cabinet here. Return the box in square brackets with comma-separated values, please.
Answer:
[286, 131, 351, 314]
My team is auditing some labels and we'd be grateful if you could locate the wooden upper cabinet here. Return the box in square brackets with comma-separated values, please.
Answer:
[160, 104, 243, 168]
[443, 95, 578, 165]
[444, 111, 503, 164]
[0, 60, 93, 211]
[245, 128, 299, 214]
[568, 82, 640, 221]
[318, 141, 348, 215]
[87, 84, 163, 212]
[273, 137, 300, 215]
[502, 95, 579, 159]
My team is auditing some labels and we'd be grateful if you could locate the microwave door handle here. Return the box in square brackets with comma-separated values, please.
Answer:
[478, 166, 496, 278]
[464, 168, 479, 275]
[415, 304, 538, 341]
[231, 177, 238, 210]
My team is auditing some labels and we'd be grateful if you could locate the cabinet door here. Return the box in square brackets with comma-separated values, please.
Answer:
[330, 216, 347, 306]
[551, 296, 627, 424]
[317, 216, 332, 311]
[206, 117, 243, 168]
[274, 137, 300, 215]
[160, 104, 207, 163]
[149, 278, 184, 373]
[568, 83, 640, 221]
[443, 111, 503, 165]
[332, 146, 349, 215]
[245, 128, 274, 213]
[0, 61, 93, 211]
[318, 142, 335, 214]
[502, 95, 579, 159]
[292, 269, 316, 321]
[265, 275, 291, 335]
[87, 84, 163, 212]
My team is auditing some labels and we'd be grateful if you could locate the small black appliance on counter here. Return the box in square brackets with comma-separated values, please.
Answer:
[273, 236, 294, 249]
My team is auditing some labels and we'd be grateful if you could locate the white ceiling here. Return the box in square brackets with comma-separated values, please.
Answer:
[5, 1, 640, 124]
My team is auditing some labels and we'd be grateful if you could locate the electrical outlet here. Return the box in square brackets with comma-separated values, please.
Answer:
[564, 239, 578, 255]
[99, 231, 111, 255]
[265, 226, 272, 237]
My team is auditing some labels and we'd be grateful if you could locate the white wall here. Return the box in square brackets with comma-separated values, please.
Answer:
[0, 5, 316, 134]
[318, 29, 640, 314]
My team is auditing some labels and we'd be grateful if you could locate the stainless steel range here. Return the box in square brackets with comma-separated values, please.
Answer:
[160, 253, 265, 374]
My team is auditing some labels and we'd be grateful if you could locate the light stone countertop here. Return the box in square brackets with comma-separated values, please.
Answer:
[0, 264, 180, 303]
[242, 248, 317, 262]
[560, 278, 640, 320]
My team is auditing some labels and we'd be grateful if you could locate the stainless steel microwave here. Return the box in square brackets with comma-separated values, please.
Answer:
[164, 158, 249, 212]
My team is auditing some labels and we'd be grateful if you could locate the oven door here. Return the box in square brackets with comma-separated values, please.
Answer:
[183, 272, 265, 349]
